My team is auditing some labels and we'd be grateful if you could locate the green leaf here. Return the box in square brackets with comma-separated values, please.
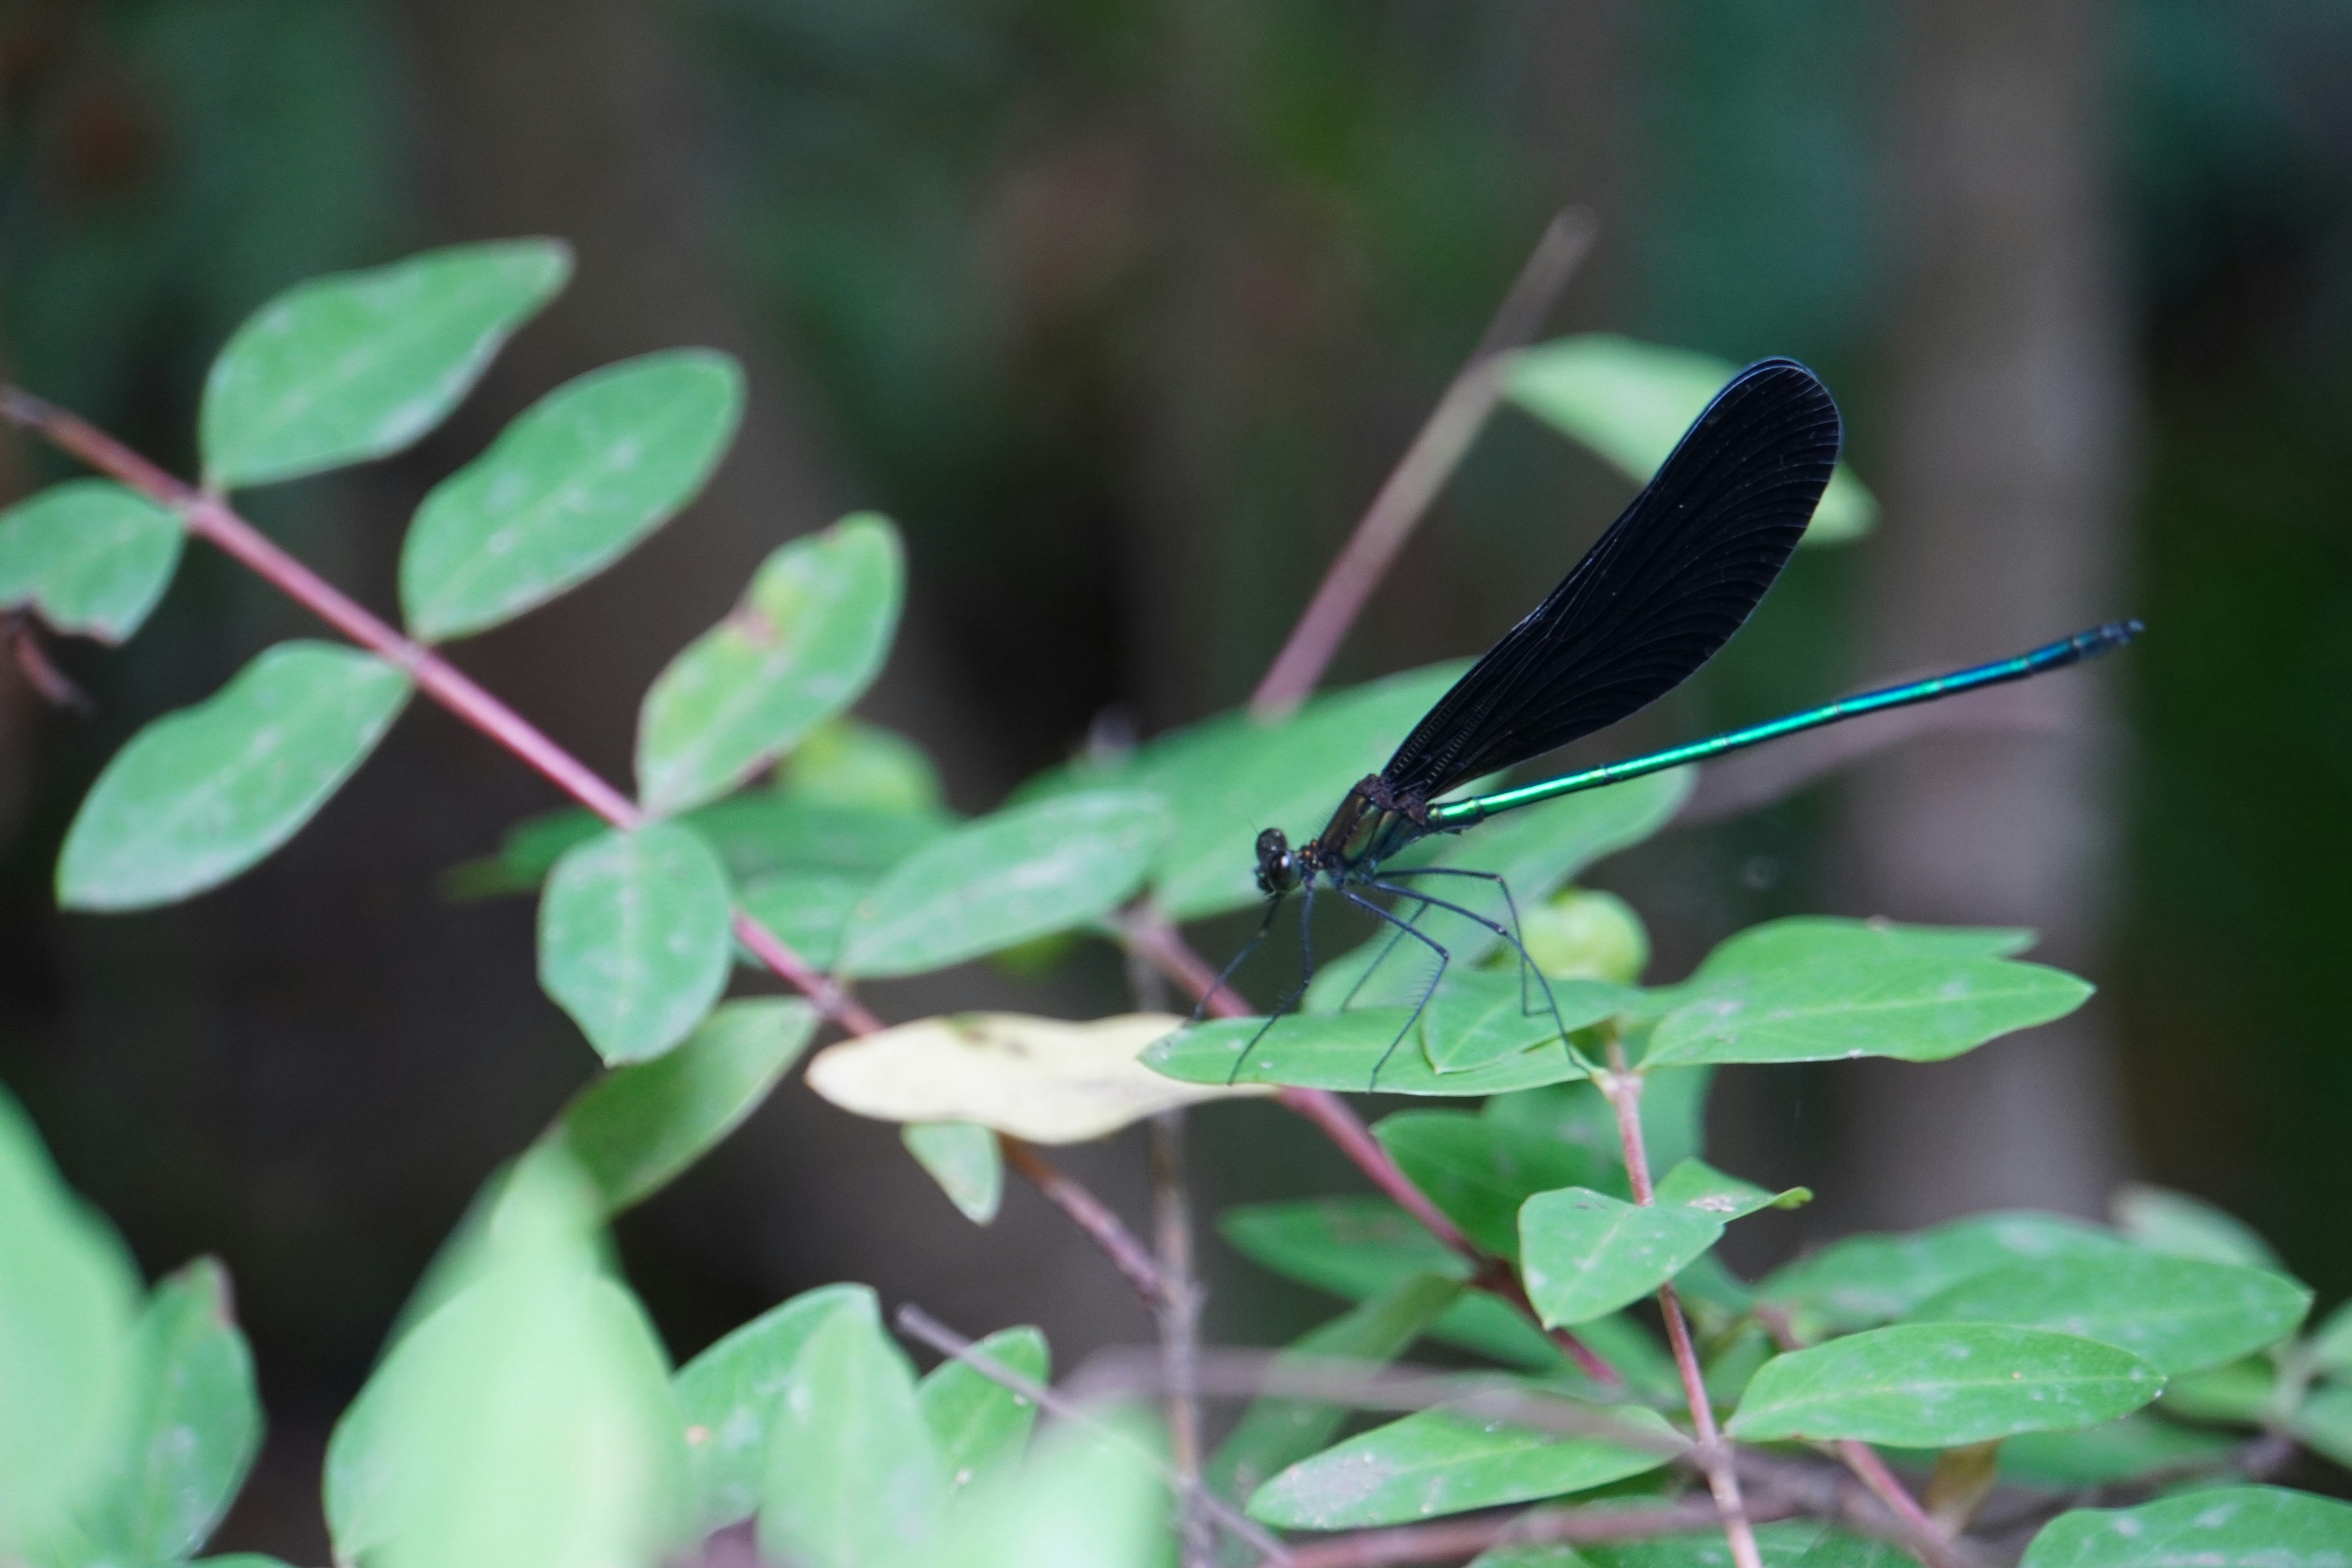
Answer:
[1309, 773, 1691, 1010]
[1375, 1110, 1618, 1257]
[2162, 1357, 2278, 1425]
[1247, 1402, 1679, 1529]
[1997, 1414, 2237, 1488]
[837, 791, 1167, 978]
[2309, 1299, 2352, 1376]
[402, 350, 744, 641]
[1759, 1212, 2124, 1332]
[734, 869, 867, 971]
[1502, 333, 1875, 543]
[546, 998, 815, 1213]
[916, 1325, 1047, 1497]
[780, 720, 944, 814]
[1728, 1324, 2163, 1446]
[359, 1155, 688, 1568]
[58, 643, 410, 911]
[1569, 1521, 1922, 1568]
[2111, 1183, 2282, 1269]
[2291, 1382, 2352, 1469]
[200, 239, 569, 489]
[1148, 1009, 1584, 1096]
[1480, 1071, 1716, 1188]
[537, 821, 733, 1064]
[1208, 1275, 1461, 1506]
[80, 1259, 262, 1564]
[0, 481, 182, 643]
[1906, 1252, 2310, 1376]
[1124, 663, 1469, 922]
[1645, 952, 2092, 1068]
[0, 1085, 140, 1558]
[933, 1409, 1166, 1568]
[636, 515, 903, 816]
[1420, 971, 1637, 1074]
[2020, 1485, 2352, 1567]
[1692, 917, 2038, 978]
[1520, 1188, 1724, 1327]
[1653, 1159, 1809, 1223]
[757, 1296, 944, 1568]
[674, 1285, 873, 1531]
[903, 1122, 1004, 1224]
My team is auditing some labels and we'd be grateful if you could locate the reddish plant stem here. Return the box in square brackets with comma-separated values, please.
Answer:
[1121, 906, 1618, 1385]
[1599, 1041, 1763, 1568]
[1, 386, 1163, 1313]
[1249, 209, 1593, 720]
[1264, 1499, 1793, 1568]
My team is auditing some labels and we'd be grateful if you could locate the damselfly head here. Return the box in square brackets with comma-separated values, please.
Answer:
[1254, 827, 1300, 896]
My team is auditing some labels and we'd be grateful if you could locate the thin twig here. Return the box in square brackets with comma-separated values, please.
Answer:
[1, 385, 1163, 1321]
[999, 1137, 1166, 1306]
[1250, 209, 1595, 718]
[1150, 1110, 1215, 1568]
[894, 1304, 1293, 1565]
[1599, 1040, 1763, 1568]
[1263, 1500, 1786, 1568]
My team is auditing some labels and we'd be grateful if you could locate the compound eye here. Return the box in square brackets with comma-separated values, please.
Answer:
[1253, 827, 1297, 895]
[1254, 827, 1289, 861]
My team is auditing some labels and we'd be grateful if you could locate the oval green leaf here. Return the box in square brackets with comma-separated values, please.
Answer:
[916, 1325, 1046, 1496]
[836, 790, 1166, 978]
[1520, 1187, 1724, 1327]
[902, 1121, 1004, 1224]
[1374, 1110, 1618, 1258]
[402, 350, 744, 641]
[80, 1259, 262, 1566]
[201, 239, 570, 489]
[1727, 1324, 2163, 1447]
[1692, 916, 2038, 979]
[1905, 1251, 2310, 1377]
[1247, 1402, 1679, 1529]
[0, 481, 182, 643]
[1645, 953, 2093, 1068]
[636, 514, 903, 817]
[2111, 1182, 2282, 1269]
[1758, 1212, 2126, 1332]
[1503, 333, 1874, 544]
[1147, 1009, 1584, 1097]
[674, 1285, 875, 1530]
[1653, 1158, 1809, 1223]
[59, 642, 411, 911]
[0, 1087, 140, 1558]
[546, 998, 815, 1213]
[2021, 1485, 2352, 1568]
[758, 1296, 944, 1568]
[734, 869, 867, 971]
[537, 821, 733, 1064]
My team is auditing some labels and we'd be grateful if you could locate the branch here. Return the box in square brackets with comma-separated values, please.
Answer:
[1264, 1499, 1787, 1568]
[1597, 1040, 1763, 1568]
[1, 386, 1161, 1319]
[1249, 209, 1594, 718]
[1149, 1109, 1213, 1568]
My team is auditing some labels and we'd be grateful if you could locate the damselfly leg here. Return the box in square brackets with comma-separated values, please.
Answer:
[1222, 883, 1321, 1086]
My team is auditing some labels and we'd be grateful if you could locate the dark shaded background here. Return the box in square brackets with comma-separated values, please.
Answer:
[4, 0, 2350, 1556]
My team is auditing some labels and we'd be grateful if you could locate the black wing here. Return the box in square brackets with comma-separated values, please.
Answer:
[1381, 357, 1840, 802]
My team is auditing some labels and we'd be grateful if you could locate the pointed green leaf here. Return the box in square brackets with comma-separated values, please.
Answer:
[80, 1259, 262, 1564]
[2111, 1183, 2282, 1269]
[636, 515, 902, 816]
[364, 1156, 688, 1568]
[674, 1285, 873, 1531]
[1375, 1110, 1618, 1257]
[0, 1086, 140, 1558]
[1574, 1520, 1923, 1568]
[780, 719, 943, 814]
[916, 1325, 1046, 1497]
[1653, 1159, 1809, 1223]
[758, 1297, 944, 1568]
[59, 642, 410, 911]
[1997, 1413, 2237, 1487]
[2291, 1384, 2352, 1469]
[402, 350, 744, 641]
[1419, 972, 1637, 1074]
[1728, 1324, 2163, 1446]
[1208, 1275, 1461, 1506]
[537, 821, 732, 1064]
[940, 1411, 1166, 1568]
[201, 239, 570, 488]
[837, 790, 1166, 978]
[1520, 1188, 1724, 1327]
[1310, 772, 1691, 1011]
[902, 1122, 1003, 1225]
[1905, 1253, 2310, 1376]
[1247, 1402, 1679, 1529]
[2309, 1298, 2352, 1376]
[0, 481, 182, 643]
[1504, 333, 1874, 543]
[1148, 1009, 1583, 1096]
[2163, 1357, 2278, 1425]
[1759, 1212, 2124, 1332]
[734, 868, 868, 971]
[2020, 1485, 2352, 1567]
[547, 998, 815, 1213]
[1692, 917, 2037, 978]
[1645, 952, 2092, 1068]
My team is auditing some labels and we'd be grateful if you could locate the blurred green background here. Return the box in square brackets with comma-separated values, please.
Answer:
[4, 0, 2351, 1552]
